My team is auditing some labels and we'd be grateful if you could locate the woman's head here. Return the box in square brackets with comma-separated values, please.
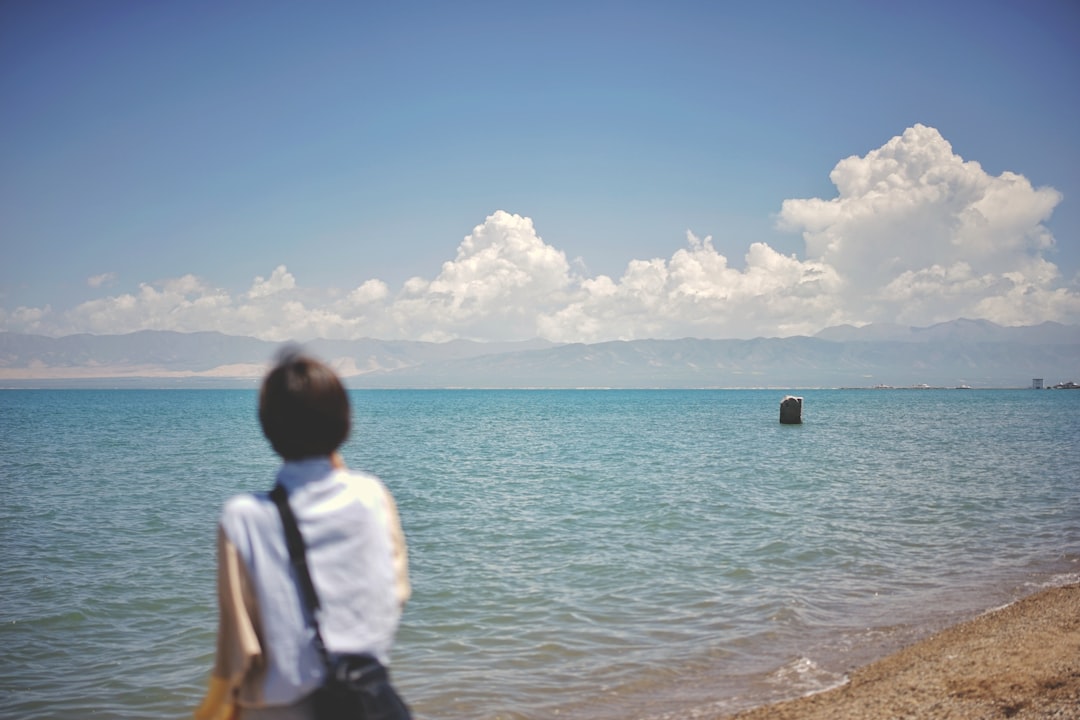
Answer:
[258, 347, 350, 460]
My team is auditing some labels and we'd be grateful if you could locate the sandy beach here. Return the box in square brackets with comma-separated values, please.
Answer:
[719, 583, 1080, 720]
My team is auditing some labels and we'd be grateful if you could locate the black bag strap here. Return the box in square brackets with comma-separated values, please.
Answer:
[270, 485, 413, 720]
[269, 484, 333, 671]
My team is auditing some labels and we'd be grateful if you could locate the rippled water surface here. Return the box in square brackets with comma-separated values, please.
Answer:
[1, 389, 1078, 719]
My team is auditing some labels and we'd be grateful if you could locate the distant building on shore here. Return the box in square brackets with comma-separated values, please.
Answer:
[1032, 378, 1044, 389]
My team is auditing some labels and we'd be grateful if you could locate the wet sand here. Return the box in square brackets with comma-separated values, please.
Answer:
[721, 583, 1080, 719]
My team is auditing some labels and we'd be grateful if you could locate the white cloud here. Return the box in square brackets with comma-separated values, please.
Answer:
[0, 305, 53, 334]
[63, 275, 234, 336]
[247, 265, 296, 298]
[2, 125, 1077, 342]
[535, 234, 845, 342]
[347, 279, 390, 305]
[387, 211, 575, 341]
[87, 272, 117, 289]
[777, 123, 1074, 326]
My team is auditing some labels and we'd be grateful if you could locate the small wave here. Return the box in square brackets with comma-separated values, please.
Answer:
[767, 656, 848, 697]
[636, 657, 851, 720]
[1037, 571, 1080, 589]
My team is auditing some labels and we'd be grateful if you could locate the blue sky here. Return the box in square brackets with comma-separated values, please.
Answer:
[2, 0, 1078, 342]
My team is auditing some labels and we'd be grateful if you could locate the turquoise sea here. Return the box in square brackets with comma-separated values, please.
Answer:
[1, 389, 1078, 719]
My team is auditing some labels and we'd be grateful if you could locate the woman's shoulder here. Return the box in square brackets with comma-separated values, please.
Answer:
[337, 469, 397, 512]
[219, 491, 274, 542]
[222, 489, 270, 516]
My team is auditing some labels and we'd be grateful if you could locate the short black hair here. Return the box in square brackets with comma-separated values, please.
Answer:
[258, 347, 350, 460]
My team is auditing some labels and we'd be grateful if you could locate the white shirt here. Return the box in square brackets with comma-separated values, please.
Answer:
[218, 457, 409, 707]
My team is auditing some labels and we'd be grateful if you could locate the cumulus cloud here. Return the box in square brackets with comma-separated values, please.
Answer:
[536, 234, 844, 342]
[87, 272, 117, 289]
[348, 279, 390, 305]
[387, 211, 575, 341]
[777, 123, 1074, 326]
[2, 125, 1077, 342]
[247, 265, 296, 298]
[0, 305, 53, 334]
[65, 275, 233, 336]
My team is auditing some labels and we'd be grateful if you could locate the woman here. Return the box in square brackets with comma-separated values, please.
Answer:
[196, 350, 410, 719]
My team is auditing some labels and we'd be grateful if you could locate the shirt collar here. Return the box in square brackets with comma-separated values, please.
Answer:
[275, 457, 334, 493]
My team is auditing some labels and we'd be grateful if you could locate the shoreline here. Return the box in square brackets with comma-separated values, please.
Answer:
[714, 582, 1080, 720]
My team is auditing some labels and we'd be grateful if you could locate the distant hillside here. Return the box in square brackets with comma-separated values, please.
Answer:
[0, 329, 271, 369]
[1, 320, 1077, 388]
[346, 335, 1078, 389]
[813, 318, 1080, 344]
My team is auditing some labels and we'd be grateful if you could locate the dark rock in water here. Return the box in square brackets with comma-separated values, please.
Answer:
[780, 395, 803, 424]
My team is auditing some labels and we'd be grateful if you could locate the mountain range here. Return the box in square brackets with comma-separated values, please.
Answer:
[1, 319, 1077, 388]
